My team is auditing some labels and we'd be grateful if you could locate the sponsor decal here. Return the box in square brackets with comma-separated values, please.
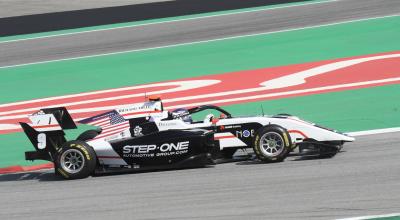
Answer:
[224, 125, 241, 129]
[157, 121, 179, 127]
[104, 133, 122, 141]
[117, 105, 152, 114]
[133, 126, 143, 136]
[117, 102, 162, 118]
[122, 141, 189, 158]
[121, 130, 128, 138]
[103, 129, 130, 141]
[74, 144, 91, 160]
[255, 134, 260, 144]
[37, 133, 46, 149]
[236, 129, 255, 138]
[283, 133, 290, 147]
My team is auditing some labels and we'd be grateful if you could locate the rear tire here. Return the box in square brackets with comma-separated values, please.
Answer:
[253, 125, 291, 162]
[55, 140, 97, 179]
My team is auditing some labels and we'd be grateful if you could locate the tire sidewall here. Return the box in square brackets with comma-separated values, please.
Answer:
[55, 140, 97, 179]
[253, 125, 291, 162]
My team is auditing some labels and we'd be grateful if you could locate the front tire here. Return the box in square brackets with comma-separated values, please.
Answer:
[253, 125, 291, 162]
[55, 140, 97, 179]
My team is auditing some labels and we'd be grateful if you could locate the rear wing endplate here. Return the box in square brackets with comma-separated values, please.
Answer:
[28, 107, 76, 131]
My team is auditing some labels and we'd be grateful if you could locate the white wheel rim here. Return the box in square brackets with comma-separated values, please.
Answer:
[259, 132, 285, 157]
[60, 149, 85, 174]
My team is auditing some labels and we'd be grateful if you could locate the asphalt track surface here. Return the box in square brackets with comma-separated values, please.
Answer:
[1, 0, 400, 67]
[0, 132, 399, 220]
[0, 0, 172, 18]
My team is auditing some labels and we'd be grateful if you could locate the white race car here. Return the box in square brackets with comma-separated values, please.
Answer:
[21, 97, 354, 179]
[77, 97, 355, 162]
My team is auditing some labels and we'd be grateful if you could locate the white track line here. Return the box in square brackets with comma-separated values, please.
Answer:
[337, 213, 400, 220]
[3, 51, 399, 116]
[1, 14, 398, 70]
[0, 80, 219, 108]
[0, 0, 338, 44]
[347, 127, 400, 137]
[1, 77, 399, 121]
[163, 78, 400, 111]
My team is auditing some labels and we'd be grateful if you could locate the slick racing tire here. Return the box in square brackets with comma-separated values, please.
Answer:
[55, 140, 97, 179]
[253, 125, 291, 162]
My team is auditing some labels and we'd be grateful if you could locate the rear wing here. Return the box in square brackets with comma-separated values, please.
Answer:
[33, 107, 76, 130]
[20, 107, 77, 161]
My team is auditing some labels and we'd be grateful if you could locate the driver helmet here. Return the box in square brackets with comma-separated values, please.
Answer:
[204, 113, 214, 123]
[171, 108, 192, 124]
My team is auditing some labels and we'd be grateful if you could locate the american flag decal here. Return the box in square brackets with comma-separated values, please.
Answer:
[79, 110, 130, 140]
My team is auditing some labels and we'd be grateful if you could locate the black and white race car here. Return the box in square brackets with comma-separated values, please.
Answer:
[164, 104, 355, 160]
[20, 107, 215, 179]
[20, 97, 354, 179]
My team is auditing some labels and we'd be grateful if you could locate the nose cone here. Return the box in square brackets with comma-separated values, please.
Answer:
[342, 134, 356, 142]
[328, 130, 355, 142]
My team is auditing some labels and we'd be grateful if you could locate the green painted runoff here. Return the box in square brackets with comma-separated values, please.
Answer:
[0, 16, 399, 103]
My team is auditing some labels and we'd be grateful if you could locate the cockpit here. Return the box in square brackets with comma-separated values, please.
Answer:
[169, 105, 232, 124]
